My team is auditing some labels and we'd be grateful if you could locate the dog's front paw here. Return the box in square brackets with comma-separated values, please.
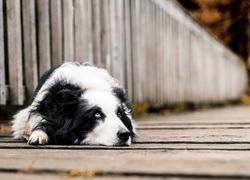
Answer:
[28, 130, 49, 145]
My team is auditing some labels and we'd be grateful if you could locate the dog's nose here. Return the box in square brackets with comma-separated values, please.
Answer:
[117, 131, 130, 142]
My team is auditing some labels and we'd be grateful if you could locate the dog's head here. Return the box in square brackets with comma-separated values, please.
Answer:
[79, 89, 136, 146]
[35, 81, 136, 146]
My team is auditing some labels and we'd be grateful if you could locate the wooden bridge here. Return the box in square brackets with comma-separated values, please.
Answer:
[1, 105, 250, 179]
[1, 1, 249, 179]
[0, 0, 247, 106]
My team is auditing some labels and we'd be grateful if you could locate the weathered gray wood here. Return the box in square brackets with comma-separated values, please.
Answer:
[6, 0, 24, 105]
[130, 0, 139, 102]
[0, 0, 248, 105]
[2, 106, 250, 178]
[2, 138, 250, 150]
[102, 0, 111, 72]
[116, 0, 125, 86]
[22, 0, 38, 102]
[63, 0, 74, 61]
[109, 0, 118, 78]
[74, 0, 86, 62]
[50, 0, 63, 66]
[0, 0, 6, 104]
[92, 0, 102, 66]
[99, 0, 107, 68]
[37, 0, 51, 77]
[86, 0, 93, 62]
[1, 148, 250, 176]
[124, 0, 133, 100]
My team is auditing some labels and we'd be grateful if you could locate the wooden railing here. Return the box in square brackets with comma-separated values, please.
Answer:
[0, 0, 247, 105]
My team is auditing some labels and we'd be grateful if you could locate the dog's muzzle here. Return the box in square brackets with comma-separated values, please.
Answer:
[117, 130, 131, 145]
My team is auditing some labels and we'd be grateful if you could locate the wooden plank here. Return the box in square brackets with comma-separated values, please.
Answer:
[6, 0, 24, 105]
[63, 0, 74, 61]
[130, 0, 140, 102]
[37, 0, 51, 77]
[87, 0, 93, 63]
[3, 139, 250, 150]
[102, 0, 111, 70]
[50, 0, 63, 66]
[99, 0, 107, 68]
[137, 128, 250, 142]
[2, 106, 250, 179]
[22, 0, 38, 102]
[145, 1, 153, 102]
[109, 0, 118, 78]
[138, 123, 250, 129]
[92, 0, 102, 66]
[74, 0, 86, 62]
[138, 0, 146, 103]
[124, 0, 133, 100]
[1, 148, 250, 178]
[116, 0, 125, 87]
[0, 0, 6, 104]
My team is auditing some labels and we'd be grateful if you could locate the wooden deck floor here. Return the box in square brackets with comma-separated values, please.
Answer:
[1, 105, 250, 179]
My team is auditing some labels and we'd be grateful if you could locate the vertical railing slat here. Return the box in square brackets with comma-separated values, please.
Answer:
[74, 0, 86, 62]
[63, 0, 74, 61]
[117, 0, 125, 86]
[22, 0, 38, 102]
[92, 0, 102, 66]
[7, 0, 24, 105]
[87, 0, 93, 62]
[0, 0, 6, 104]
[51, 0, 63, 66]
[109, 0, 118, 79]
[0, 0, 247, 105]
[37, 0, 51, 77]
[124, 0, 133, 100]
[102, 0, 111, 71]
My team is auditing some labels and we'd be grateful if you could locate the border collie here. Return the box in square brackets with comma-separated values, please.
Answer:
[12, 62, 136, 146]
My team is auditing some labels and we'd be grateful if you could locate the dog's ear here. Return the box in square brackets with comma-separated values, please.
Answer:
[38, 82, 83, 111]
[113, 87, 132, 113]
[45, 81, 83, 103]
[35, 83, 83, 120]
[54, 88, 82, 103]
[113, 87, 127, 103]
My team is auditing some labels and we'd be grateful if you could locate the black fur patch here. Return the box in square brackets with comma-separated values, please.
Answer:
[112, 87, 132, 112]
[117, 106, 135, 139]
[113, 87, 135, 139]
[31, 80, 104, 144]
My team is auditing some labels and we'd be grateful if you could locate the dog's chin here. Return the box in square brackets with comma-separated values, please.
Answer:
[115, 140, 131, 146]
[80, 139, 131, 146]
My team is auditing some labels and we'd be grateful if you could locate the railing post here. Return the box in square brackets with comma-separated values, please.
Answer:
[7, 0, 24, 105]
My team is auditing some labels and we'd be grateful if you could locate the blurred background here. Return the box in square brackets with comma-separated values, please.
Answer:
[178, 0, 250, 69]
[0, 0, 249, 121]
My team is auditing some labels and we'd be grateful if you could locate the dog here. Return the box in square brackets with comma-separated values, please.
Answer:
[12, 62, 136, 146]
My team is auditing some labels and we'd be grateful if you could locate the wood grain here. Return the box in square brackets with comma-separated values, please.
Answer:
[6, 0, 24, 105]
[0, 0, 6, 104]
[1, 106, 250, 179]
[37, 0, 51, 77]
[0, 0, 247, 105]
[50, 0, 63, 66]
[22, 0, 38, 102]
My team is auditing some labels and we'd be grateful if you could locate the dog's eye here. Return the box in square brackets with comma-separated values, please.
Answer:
[94, 112, 102, 119]
[117, 111, 122, 119]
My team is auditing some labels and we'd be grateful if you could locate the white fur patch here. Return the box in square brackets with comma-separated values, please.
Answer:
[81, 90, 131, 146]
[32, 62, 120, 107]
[28, 130, 49, 145]
[12, 107, 43, 140]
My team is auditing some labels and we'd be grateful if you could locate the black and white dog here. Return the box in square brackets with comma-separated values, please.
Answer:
[12, 62, 136, 146]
